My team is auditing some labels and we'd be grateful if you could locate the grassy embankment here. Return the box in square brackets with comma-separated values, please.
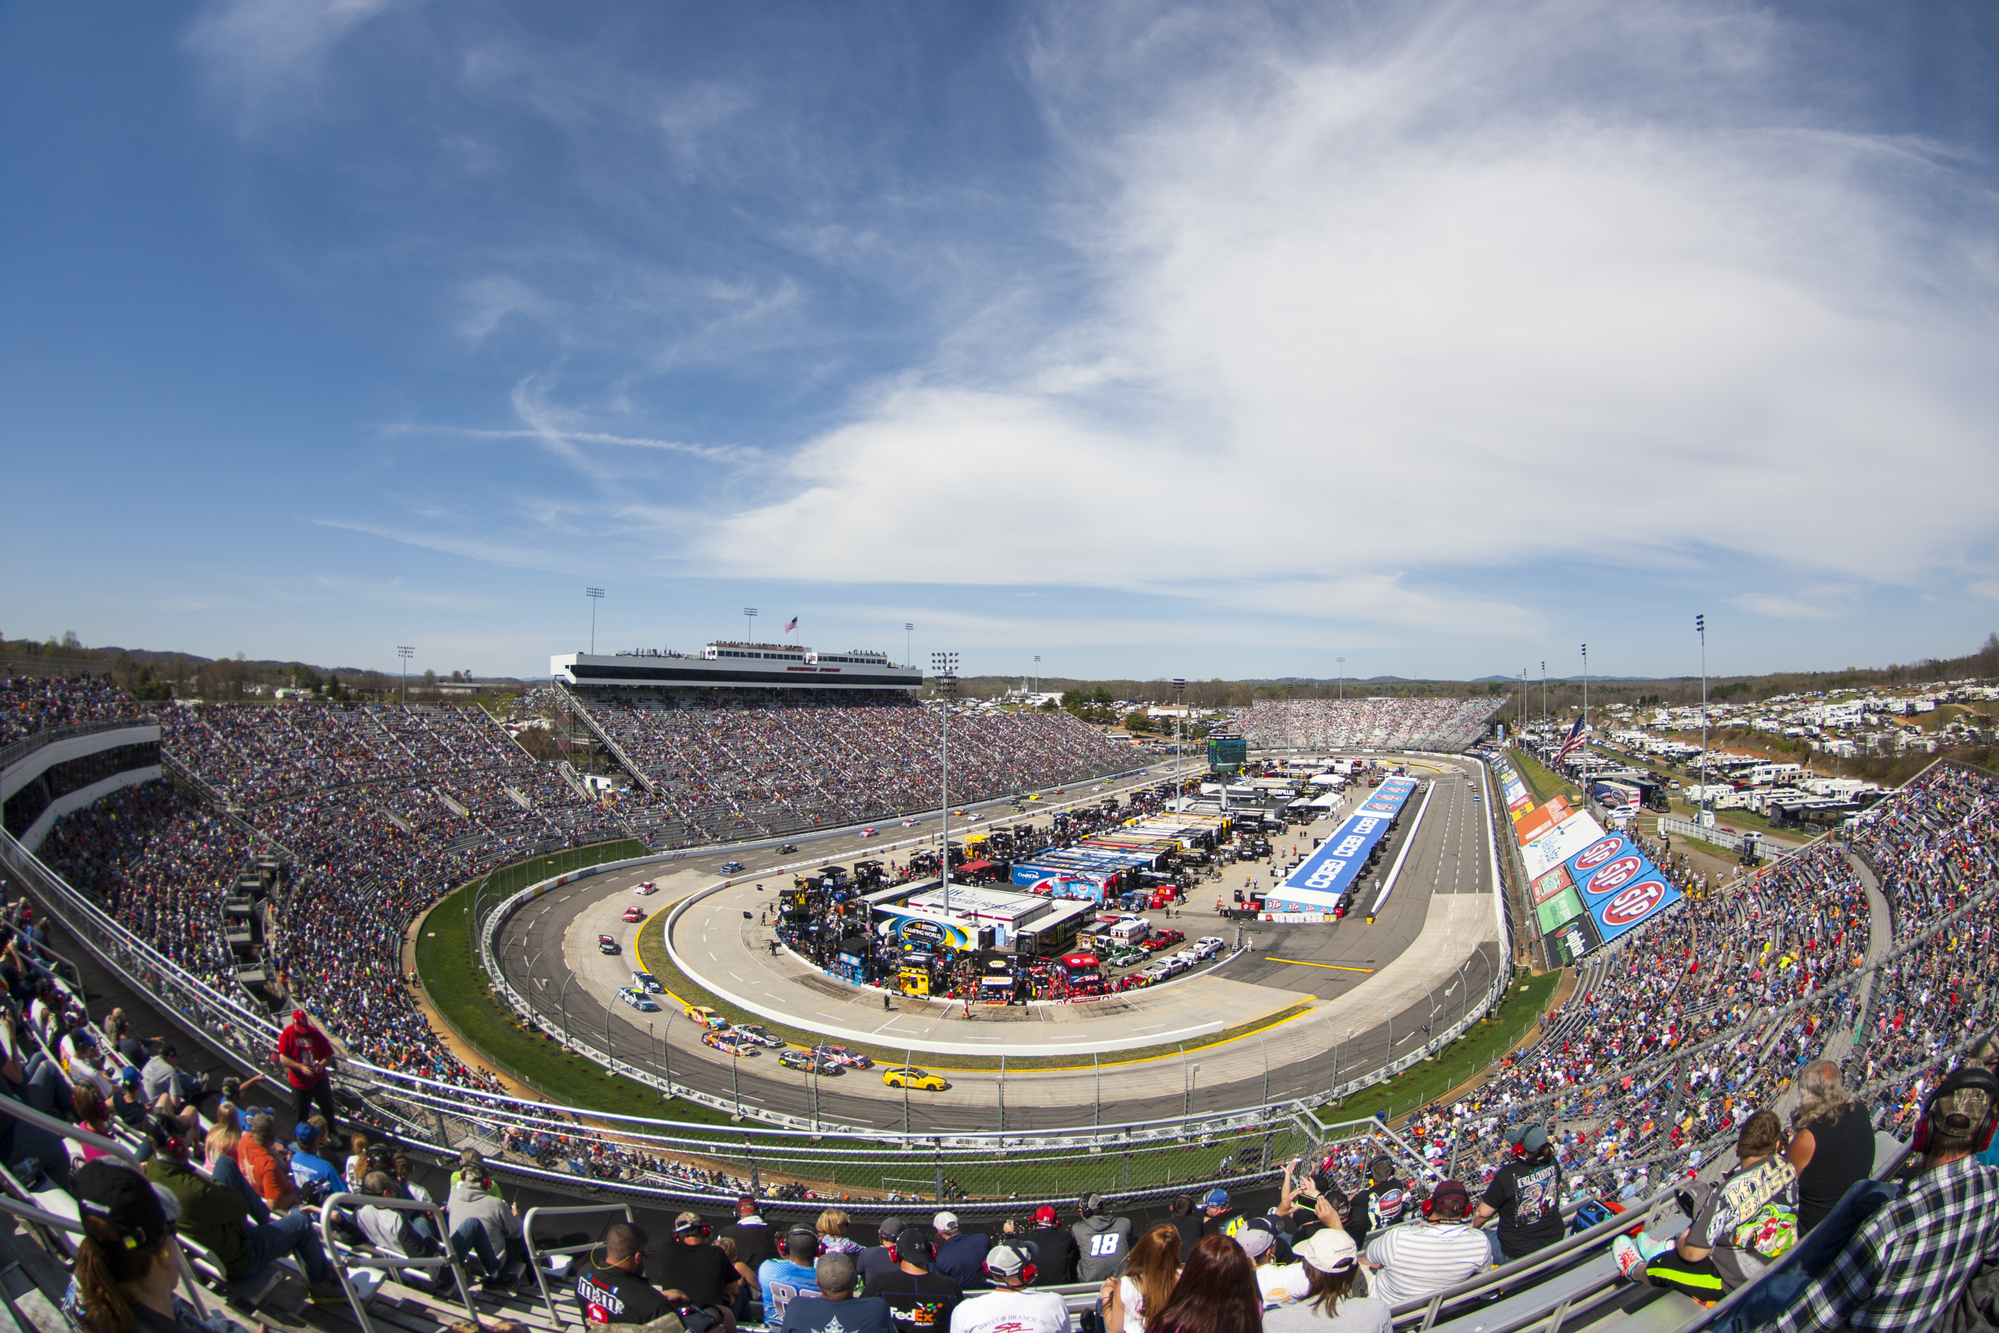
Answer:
[1312, 969, 1563, 1127]
[1510, 749, 1580, 805]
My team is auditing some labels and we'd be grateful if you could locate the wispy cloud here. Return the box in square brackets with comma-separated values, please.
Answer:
[186, 0, 394, 127]
[1731, 593, 1841, 621]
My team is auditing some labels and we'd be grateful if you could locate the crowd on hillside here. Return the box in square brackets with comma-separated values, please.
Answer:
[0, 674, 147, 748]
[1234, 697, 1499, 753]
[556, 688, 1136, 843]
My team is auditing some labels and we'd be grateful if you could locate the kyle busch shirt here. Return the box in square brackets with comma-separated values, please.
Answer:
[576, 1260, 674, 1326]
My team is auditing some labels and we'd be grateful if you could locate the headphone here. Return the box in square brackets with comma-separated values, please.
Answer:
[1078, 1192, 1103, 1218]
[984, 1249, 1037, 1285]
[1420, 1188, 1465, 1220]
[1912, 1064, 1999, 1155]
[786, 1225, 822, 1259]
[891, 1233, 934, 1265]
[675, 1218, 712, 1239]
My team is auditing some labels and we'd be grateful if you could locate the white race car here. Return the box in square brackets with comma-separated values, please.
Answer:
[633, 881, 658, 895]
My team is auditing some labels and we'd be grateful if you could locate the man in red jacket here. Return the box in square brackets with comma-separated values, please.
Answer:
[276, 1008, 339, 1135]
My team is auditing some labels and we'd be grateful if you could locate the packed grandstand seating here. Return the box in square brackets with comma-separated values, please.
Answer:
[0, 673, 147, 747]
[1234, 695, 1500, 752]
[538, 685, 1137, 845]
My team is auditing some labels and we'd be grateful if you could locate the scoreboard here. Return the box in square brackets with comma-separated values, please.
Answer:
[1208, 737, 1247, 772]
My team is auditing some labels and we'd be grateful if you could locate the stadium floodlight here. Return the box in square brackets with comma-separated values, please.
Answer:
[1337, 656, 1344, 703]
[1541, 661, 1547, 728]
[905, 622, 914, 666]
[932, 651, 959, 913]
[1581, 644, 1589, 734]
[744, 607, 758, 641]
[1697, 615, 1709, 826]
[397, 646, 414, 705]
[1173, 678, 1187, 805]
[586, 587, 605, 654]
[1033, 654, 1040, 696]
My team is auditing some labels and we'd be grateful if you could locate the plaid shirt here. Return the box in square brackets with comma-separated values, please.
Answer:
[1767, 1156, 1999, 1333]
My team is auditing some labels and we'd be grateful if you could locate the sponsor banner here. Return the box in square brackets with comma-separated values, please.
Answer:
[1558, 831, 1684, 946]
[1521, 810, 1608, 881]
[1276, 776, 1420, 904]
[1512, 796, 1575, 847]
[1546, 911, 1602, 966]
[1263, 887, 1344, 914]
[1492, 756, 1530, 812]
[1535, 884, 1587, 934]
[1259, 911, 1332, 923]
[1530, 864, 1574, 906]
[874, 911, 979, 952]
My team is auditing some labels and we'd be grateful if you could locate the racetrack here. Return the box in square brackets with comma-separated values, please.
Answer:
[488, 753, 1507, 1133]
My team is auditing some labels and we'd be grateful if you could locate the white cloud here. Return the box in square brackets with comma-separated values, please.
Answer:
[186, 0, 394, 125]
[1731, 593, 1839, 621]
[690, 0, 1999, 603]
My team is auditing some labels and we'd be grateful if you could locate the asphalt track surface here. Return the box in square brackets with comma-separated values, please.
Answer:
[493, 755, 1504, 1134]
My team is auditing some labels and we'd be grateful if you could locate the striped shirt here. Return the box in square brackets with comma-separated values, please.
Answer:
[1364, 1223, 1490, 1307]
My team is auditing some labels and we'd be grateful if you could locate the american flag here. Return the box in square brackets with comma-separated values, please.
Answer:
[783, 616, 798, 633]
[1555, 714, 1590, 764]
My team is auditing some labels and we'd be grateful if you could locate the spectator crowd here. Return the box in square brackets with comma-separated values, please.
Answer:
[1234, 698, 1499, 753]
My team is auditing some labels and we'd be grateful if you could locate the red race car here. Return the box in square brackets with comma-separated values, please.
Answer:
[621, 906, 646, 922]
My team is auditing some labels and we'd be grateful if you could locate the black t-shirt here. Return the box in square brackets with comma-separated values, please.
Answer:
[719, 1220, 780, 1272]
[868, 1269, 962, 1330]
[1026, 1226, 1078, 1285]
[1345, 1179, 1409, 1248]
[1482, 1156, 1564, 1259]
[576, 1260, 674, 1326]
[654, 1241, 738, 1309]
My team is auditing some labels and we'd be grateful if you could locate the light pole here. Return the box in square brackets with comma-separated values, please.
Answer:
[557, 972, 576, 1042]
[1173, 678, 1186, 806]
[1184, 1061, 1201, 1118]
[1581, 643, 1590, 780]
[397, 646, 414, 705]
[585, 587, 605, 654]
[1541, 661, 1547, 729]
[1338, 657, 1345, 702]
[743, 607, 758, 642]
[905, 623, 914, 667]
[933, 652, 958, 912]
[1697, 614, 1709, 827]
[1519, 670, 1528, 740]
[1033, 655, 1041, 697]
[661, 1012, 673, 1095]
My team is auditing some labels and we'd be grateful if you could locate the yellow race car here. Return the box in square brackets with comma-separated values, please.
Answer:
[882, 1066, 948, 1092]
[684, 1005, 729, 1030]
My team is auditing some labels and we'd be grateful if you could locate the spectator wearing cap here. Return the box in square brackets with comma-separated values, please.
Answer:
[577, 1221, 720, 1331]
[1762, 1064, 1999, 1333]
[1614, 1109, 1798, 1300]
[1979, 1038, 1999, 1173]
[655, 1212, 740, 1313]
[950, 1243, 1064, 1333]
[1263, 1228, 1390, 1333]
[1071, 1193, 1131, 1282]
[1197, 1187, 1242, 1239]
[141, 1114, 343, 1304]
[759, 1226, 823, 1325]
[1362, 1179, 1490, 1307]
[67, 1030, 115, 1102]
[1346, 1157, 1409, 1251]
[71, 1157, 213, 1333]
[287, 1122, 344, 1206]
[1020, 1204, 1077, 1285]
[236, 1114, 298, 1213]
[445, 1149, 524, 1290]
[857, 1214, 904, 1289]
[871, 1225, 961, 1330]
[276, 1008, 338, 1137]
[111, 1066, 150, 1130]
[719, 1194, 779, 1295]
[1472, 1124, 1564, 1266]
[932, 1211, 991, 1290]
[779, 1253, 891, 1333]
[355, 1170, 435, 1263]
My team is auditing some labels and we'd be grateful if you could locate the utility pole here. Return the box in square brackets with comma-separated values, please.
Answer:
[744, 607, 758, 642]
[1697, 614, 1709, 827]
[933, 652, 959, 913]
[586, 587, 605, 654]
[397, 646, 414, 705]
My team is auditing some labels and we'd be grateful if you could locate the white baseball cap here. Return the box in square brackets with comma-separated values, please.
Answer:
[933, 1211, 958, 1233]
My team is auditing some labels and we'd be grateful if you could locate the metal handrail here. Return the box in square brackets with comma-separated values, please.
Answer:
[522, 1202, 637, 1327]
[0, 1093, 224, 1314]
[318, 1190, 481, 1333]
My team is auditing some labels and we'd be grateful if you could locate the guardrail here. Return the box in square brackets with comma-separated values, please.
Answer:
[0, 716, 158, 773]
[523, 1203, 636, 1327]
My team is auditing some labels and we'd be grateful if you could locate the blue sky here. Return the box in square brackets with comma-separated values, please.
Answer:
[4, 1, 1998, 684]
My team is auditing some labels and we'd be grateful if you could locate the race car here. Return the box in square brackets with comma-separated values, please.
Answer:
[780, 1049, 841, 1074]
[616, 987, 660, 1013]
[882, 1066, 947, 1091]
[720, 861, 745, 874]
[1191, 937, 1226, 961]
[813, 1044, 873, 1069]
[778, 844, 799, 854]
[629, 970, 663, 993]
[860, 828, 878, 837]
[621, 905, 646, 922]
[732, 1024, 786, 1049]
[633, 881, 658, 895]
[684, 1005, 729, 1030]
[596, 935, 620, 955]
[702, 1031, 755, 1056]
[1143, 929, 1186, 953]
[901, 819, 918, 826]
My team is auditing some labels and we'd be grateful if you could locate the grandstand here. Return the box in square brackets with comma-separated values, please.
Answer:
[2, 673, 1996, 1333]
[537, 684, 1137, 845]
[1235, 695, 1502, 751]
